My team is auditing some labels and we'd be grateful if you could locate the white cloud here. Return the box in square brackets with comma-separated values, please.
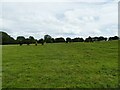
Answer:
[1, 0, 119, 3]
[1, 1, 118, 39]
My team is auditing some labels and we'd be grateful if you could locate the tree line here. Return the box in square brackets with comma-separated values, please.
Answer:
[0, 31, 119, 45]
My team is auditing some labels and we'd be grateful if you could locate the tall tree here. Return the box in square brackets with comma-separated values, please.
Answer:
[85, 36, 93, 42]
[109, 36, 119, 41]
[44, 34, 52, 43]
[55, 37, 65, 43]
[29, 36, 35, 44]
[1, 31, 16, 45]
[66, 37, 72, 43]
[72, 37, 84, 42]
[16, 36, 25, 45]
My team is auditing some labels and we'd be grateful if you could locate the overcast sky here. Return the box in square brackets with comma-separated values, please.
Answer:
[0, 0, 119, 39]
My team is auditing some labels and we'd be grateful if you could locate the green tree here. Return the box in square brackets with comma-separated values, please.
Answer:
[29, 36, 35, 44]
[38, 38, 44, 45]
[1, 31, 16, 45]
[66, 37, 72, 43]
[55, 37, 65, 43]
[44, 34, 52, 43]
[16, 36, 25, 45]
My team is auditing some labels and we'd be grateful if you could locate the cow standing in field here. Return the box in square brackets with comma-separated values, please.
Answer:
[35, 41, 38, 46]
[20, 42, 23, 46]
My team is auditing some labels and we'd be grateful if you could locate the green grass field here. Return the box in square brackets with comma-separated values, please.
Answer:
[2, 41, 119, 88]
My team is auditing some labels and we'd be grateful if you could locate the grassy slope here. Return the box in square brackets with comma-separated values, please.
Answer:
[2, 41, 118, 88]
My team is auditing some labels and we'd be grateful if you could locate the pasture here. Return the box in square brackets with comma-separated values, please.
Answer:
[2, 41, 119, 88]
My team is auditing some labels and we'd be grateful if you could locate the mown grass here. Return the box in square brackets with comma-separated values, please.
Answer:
[2, 41, 119, 88]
